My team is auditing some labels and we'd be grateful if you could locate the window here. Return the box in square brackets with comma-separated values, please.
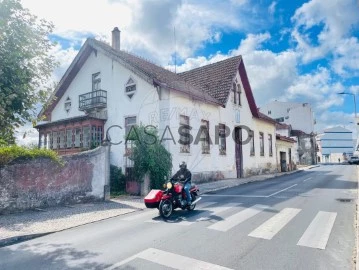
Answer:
[200, 120, 210, 154]
[219, 124, 226, 155]
[268, 110, 271, 115]
[250, 131, 255, 156]
[66, 129, 72, 148]
[83, 127, 90, 148]
[43, 134, 48, 149]
[52, 131, 58, 149]
[49, 132, 53, 149]
[237, 84, 241, 106]
[125, 77, 136, 99]
[259, 132, 264, 156]
[179, 115, 190, 153]
[97, 126, 103, 145]
[59, 130, 65, 149]
[92, 72, 101, 91]
[125, 116, 137, 149]
[74, 128, 81, 148]
[232, 83, 237, 104]
[268, 134, 273, 156]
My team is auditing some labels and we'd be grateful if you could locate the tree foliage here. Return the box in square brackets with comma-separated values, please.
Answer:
[0, 144, 62, 167]
[129, 125, 173, 189]
[0, 0, 57, 143]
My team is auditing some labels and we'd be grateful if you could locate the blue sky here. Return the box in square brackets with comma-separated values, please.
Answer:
[19, 0, 359, 143]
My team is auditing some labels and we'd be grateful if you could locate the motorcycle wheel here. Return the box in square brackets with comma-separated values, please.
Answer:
[187, 194, 196, 211]
[159, 200, 173, 219]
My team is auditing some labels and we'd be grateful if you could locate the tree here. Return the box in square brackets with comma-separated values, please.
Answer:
[0, 0, 57, 144]
[129, 125, 173, 189]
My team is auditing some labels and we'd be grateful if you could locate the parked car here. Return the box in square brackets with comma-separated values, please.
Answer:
[348, 156, 359, 164]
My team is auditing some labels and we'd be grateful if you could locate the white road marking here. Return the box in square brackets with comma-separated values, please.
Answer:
[202, 194, 268, 198]
[145, 202, 217, 224]
[105, 248, 234, 270]
[297, 211, 337, 249]
[208, 204, 269, 232]
[303, 177, 312, 182]
[267, 184, 298, 197]
[248, 208, 301, 240]
[177, 203, 239, 226]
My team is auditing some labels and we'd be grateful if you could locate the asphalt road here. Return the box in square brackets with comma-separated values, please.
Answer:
[0, 165, 357, 270]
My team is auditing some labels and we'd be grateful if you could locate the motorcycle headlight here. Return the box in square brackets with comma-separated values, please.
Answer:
[166, 182, 173, 189]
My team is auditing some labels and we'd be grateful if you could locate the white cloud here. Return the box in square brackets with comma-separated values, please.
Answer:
[268, 1, 277, 16]
[291, 0, 359, 72]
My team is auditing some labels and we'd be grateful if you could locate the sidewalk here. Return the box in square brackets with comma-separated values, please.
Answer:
[0, 165, 318, 247]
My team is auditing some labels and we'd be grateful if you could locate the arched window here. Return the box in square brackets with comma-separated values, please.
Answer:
[125, 77, 136, 99]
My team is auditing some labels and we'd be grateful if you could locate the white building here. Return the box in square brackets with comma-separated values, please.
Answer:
[317, 126, 354, 163]
[260, 101, 315, 134]
[36, 28, 280, 180]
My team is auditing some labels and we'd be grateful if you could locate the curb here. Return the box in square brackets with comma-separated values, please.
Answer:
[0, 233, 51, 248]
[200, 165, 317, 195]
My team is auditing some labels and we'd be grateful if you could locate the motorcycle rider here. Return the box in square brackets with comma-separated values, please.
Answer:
[171, 161, 192, 206]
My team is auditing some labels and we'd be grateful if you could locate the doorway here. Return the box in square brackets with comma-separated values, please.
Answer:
[234, 127, 243, 178]
[280, 151, 287, 172]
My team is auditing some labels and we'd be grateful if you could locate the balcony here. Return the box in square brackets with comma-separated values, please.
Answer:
[79, 90, 107, 111]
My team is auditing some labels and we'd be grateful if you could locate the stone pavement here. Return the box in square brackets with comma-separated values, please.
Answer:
[0, 165, 318, 247]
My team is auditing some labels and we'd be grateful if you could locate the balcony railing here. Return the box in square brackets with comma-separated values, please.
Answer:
[79, 90, 107, 111]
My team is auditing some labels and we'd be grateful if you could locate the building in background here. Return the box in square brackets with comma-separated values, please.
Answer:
[261, 101, 317, 165]
[260, 101, 315, 134]
[316, 126, 353, 163]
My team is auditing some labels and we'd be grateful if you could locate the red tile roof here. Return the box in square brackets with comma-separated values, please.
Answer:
[276, 134, 297, 143]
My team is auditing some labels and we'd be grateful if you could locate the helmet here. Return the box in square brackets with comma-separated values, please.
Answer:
[179, 161, 187, 169]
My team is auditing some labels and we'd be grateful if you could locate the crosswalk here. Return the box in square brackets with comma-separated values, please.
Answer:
[120, 202, 338, 250]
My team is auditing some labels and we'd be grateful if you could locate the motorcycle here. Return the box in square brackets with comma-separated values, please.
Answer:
[144, 177, 201, 219]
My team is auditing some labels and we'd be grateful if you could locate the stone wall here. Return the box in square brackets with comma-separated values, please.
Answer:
[0, 145, 110, 214]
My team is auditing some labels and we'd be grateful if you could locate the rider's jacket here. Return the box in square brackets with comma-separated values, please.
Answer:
[171, 168, 192, 182]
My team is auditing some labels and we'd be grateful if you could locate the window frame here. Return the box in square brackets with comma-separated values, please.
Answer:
[200, 120, 210, 154]
[179, 115, 190, 153]
[259, 132, 264, 156]
[268, 134, 273, 156]
[125, 77, 137, 100]
[219, 123, 226, 155]
[92, 72, 101, 91]
[125, 116, 137, 150]
[250, 130, 255, 156]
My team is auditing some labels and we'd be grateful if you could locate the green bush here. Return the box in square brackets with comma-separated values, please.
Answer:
[110, 165, 126, 195]
[0, 145, 62, 166]
[129, 125, 172, 189]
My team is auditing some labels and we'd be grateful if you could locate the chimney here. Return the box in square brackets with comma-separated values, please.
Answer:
[111, 27, 121, 50]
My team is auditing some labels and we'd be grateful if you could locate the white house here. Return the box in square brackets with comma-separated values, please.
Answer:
[317, 126, 354, 163]
[36, 28, 279, 181]
[260, 101, 315, 134]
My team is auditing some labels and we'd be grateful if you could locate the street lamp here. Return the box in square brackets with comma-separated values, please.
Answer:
[338, 92, 357, 118]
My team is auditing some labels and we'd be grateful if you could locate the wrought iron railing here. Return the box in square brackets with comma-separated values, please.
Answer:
[79, 90, 107, 111]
